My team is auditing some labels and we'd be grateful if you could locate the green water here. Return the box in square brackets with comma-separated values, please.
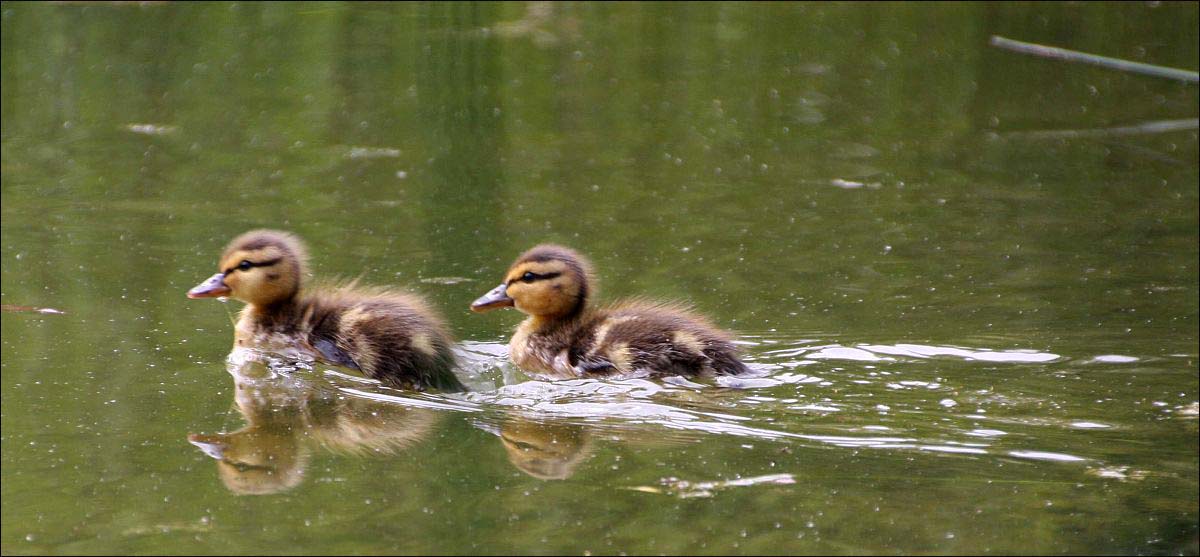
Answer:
[2, 2, 1197, 555]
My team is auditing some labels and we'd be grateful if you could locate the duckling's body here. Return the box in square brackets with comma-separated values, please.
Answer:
[189, 230, 464, 392]
[231, 285, 460, 390]
[472, 245, 748, 379]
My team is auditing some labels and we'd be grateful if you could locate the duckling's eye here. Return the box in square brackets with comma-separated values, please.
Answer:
[516, 271, 561, 284]
[224, 257, 281, 275]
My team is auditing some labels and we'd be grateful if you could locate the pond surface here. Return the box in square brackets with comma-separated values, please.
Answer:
[2, 2, 1197, 555]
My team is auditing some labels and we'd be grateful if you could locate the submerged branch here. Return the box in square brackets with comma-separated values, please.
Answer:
[1001, 118, 1199, 140]
[1, 304, 66, 315]
[990, 36, 1200, 83]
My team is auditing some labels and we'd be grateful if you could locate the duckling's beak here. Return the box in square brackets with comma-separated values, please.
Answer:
[471, 283, 513, 312]
[187, 273, 231, 299]
[188, 433, 228, 460]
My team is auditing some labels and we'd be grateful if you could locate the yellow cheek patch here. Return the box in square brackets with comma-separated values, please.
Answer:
[220, 250, 253, 272]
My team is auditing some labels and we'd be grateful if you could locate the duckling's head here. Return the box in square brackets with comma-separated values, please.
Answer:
[187, 230, 308, 306]
[499, 418, 591, 480]
[188, 430, 307, 495]
[471, 244, 593, 320]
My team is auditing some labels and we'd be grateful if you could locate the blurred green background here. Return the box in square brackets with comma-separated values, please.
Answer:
[2, 2, 1197, 554]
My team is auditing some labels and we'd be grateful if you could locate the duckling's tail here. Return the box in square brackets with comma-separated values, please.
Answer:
[377, 340, 467, 393]
[706, 347, 751, 376]
[422, 345, 469, 393]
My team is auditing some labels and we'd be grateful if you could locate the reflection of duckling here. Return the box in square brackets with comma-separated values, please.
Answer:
[188, 230, 464, 391]
[188, 420, 306, 496]
[471, 244, 749, 378]
[498, 418, 592, 480]
[189, 356, 439, 495]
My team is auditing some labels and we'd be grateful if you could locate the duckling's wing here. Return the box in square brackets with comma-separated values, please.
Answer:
[312, 336, 361, 371]
[575, 357, 617, 375]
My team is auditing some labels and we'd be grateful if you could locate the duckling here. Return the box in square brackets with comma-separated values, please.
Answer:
[470, 244, 749, 379]
[187, 230, 465, 391]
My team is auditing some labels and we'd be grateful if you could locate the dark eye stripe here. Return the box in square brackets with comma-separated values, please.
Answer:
[224, 257, 282, 275]
[512, 271, 562, 284]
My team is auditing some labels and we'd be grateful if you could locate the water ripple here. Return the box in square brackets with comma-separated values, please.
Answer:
[241, 336, 1126, 469]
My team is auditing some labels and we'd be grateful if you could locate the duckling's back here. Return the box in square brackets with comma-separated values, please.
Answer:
[303, 289, 464, 392]
[573, 301, 748, 377]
